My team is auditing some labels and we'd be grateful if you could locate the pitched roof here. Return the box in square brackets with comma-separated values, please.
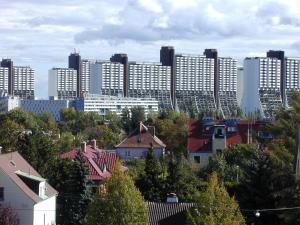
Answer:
[116, 122, 166, 149]
[0, 152, 57, 203]
[187, 119, 266, 153]
[148, 202, 195, 225]
[61, 143, 126, 181]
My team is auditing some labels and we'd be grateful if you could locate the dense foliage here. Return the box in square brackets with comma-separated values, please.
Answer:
[84, 161, 148, 225]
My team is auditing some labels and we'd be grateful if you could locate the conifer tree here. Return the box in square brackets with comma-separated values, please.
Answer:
[136, 147, 166, 201]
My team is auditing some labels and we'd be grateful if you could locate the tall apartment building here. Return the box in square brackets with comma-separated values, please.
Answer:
[242, 57, 282, 118]
[174, 54, 216, 114]
[13, 66, 35, 99]
[68, 52, 81, 96]
[285, 57, 300, 106]
[128, 61, 173, 111]
[48, 68, 77, 99]
[0, 67, 8, 93]
[110, 54, 129, 97]
[218, 57, 238, 117]
[80, 59, 96, 94]
[90, 61, 124, 96]
[0, 59, 13, 95]
[160, 47, 238, 117]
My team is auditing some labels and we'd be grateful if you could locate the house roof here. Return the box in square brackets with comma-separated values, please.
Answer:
[148, 202, 195, 225]
[61, 143, 126, 181]
[0, 152, 57, 203]
[116, 122, 166, 149]
[187, 119, 266, 153]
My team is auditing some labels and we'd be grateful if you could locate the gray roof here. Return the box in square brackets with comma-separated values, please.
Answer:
[148, 202, 195, 225]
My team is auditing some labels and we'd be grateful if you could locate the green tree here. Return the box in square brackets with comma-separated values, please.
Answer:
[58, 150, 93, 225]
[57, 132, 75, 152]
[187, 172, 245, 225]
[84, 161, 148, 225]
[121, 107, 131, 133]
[166, 154, 199, 202]
[0, 119, 24, 152]
[130, 106, 146, 130]
[136, 148, 166, 201]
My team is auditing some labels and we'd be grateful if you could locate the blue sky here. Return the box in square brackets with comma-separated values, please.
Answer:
[1, 0, 300, 98]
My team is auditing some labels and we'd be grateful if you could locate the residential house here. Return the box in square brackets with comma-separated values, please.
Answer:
[0, 151, 57, 225]
[61, 140, 125, 184]
[115, 122, 166, 160]
[148, 194, 195, 225]
[188, 118, 272, 168]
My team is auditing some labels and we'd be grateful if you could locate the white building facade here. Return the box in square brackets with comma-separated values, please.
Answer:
[0, 95, 20, 112]
[286, 58, 300, 106]
[242, 57, 282, 118]
[0, 67, 8, 93]
[128, 62, 173, 111]
[218, 57, 238, 117]
[90, 61, 124, 96]
[175, 54, 216, 113]
[80, 59, 95, 94]
[13, 66, 35, 99]
[74, 94, 158, 116]
[48, 68, 77, 99]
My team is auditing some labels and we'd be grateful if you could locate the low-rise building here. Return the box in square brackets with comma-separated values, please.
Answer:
[61, 140, 125, 183]
[20, 98, 71, 121]
[0, 95, 20, 112]
[0, 151, 57, 225]
[187, 118, 271, 169]
[73, 94, 159, 116]
[115, 122, 166, 160]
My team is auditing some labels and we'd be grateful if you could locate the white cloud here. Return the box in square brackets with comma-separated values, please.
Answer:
[1, 0, 300, 97]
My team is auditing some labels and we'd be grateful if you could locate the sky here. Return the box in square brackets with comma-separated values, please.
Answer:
[1, 0, 300, 98]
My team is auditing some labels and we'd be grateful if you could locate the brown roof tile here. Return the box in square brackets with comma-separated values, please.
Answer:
[0, 152, 57, 203]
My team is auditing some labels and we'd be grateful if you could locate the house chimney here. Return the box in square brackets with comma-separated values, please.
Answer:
[167, 193, 178, 203]
[81, 142, 87, 153]
[91, 139, 97, 149]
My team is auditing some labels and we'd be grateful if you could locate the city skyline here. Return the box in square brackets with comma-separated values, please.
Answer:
[1, 0, 300, 98]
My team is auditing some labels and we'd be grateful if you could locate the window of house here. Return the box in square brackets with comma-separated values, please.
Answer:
[194, 156, 201, 164]
[125, 151, 131, 157]
[0, 187, 4, 201]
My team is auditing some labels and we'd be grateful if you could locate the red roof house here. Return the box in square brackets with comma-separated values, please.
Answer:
[61, 140, 125, 182]
[115, 122, 166, 159]
[187, 118, 270, 168]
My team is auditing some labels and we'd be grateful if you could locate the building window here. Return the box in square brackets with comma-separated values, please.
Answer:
[0, 187, 4, 201]
[125, 151, 131, 157]
[194, 156, 201, 164]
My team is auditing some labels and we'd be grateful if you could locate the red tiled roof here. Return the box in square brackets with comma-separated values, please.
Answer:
[61, 143, 126, 181]
[116, 122, 166, 149]
[187, 119, 262, 153]
[0, 152, 57, 203]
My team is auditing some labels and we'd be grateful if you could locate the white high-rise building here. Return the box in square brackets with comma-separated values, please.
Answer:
[90, 61, 124, 96]
[242, 57, 282, 118]
[0, 67, 8, 93]
[286, 58, 300, 106]
[48, 68, 77, 99]
[218, 57, 238, 117]
[128, 62, 172, 111]
[80, 59, 95, 94]
[175, 54, 216, 113]
[13, 66, 35, 99]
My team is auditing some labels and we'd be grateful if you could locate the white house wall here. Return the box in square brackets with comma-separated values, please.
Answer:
[33, 196, 56, 225]
[116, 147, 163, 160]
[0, 168, 34, 225]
